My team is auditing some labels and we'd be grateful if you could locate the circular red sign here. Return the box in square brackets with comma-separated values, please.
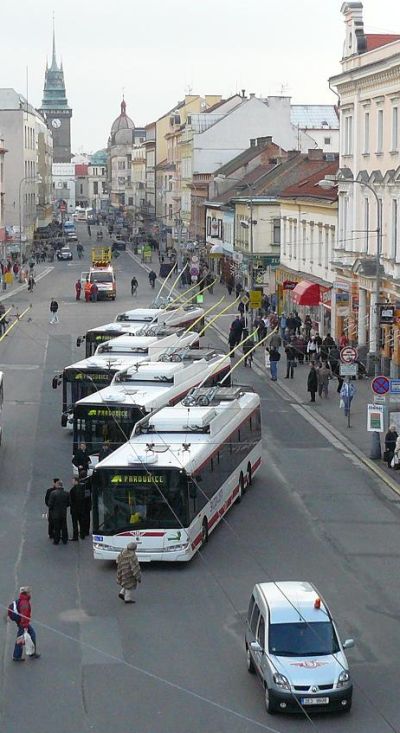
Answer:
[340, 346, 358, 364]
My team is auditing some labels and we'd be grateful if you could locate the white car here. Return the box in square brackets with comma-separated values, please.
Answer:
[57, 246, 73, 261]
[245, 581, 354, 715]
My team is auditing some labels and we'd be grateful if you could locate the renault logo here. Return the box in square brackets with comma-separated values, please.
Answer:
[311, 686, 318, 693]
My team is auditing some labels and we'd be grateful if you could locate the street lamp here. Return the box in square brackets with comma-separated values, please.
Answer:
[319, 175, 382, 376]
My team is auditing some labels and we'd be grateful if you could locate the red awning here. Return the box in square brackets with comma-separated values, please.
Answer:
[291, 280, 321, 306]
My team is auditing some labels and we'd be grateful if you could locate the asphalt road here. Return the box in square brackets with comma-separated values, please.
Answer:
[0, 225, 400, 733]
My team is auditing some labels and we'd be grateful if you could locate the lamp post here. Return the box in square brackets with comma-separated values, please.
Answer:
[319, 175, 381, 376]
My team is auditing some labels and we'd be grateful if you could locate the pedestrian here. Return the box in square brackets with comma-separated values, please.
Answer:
[226, 276, 234, 296]
[98, 440, 113, 462]
[48, 481, 69, 545]
[242, 328, 255, 367]
[307, 363, 318, 402]
[131, 276, 138, 296]
[257, 318, 267, 342]
[293, 334, 305, 365]
[75, 279, 81, 301]
[385, 425, 398, 468]
[84, 280, 91, 302]
[78, 469, 92, 537]
[49, 298, 59, 324]
[339, 332, 349, 349]
[317, 360, 333, 398]
[228, 317, 243, 353]
[286, 312, 296, 334]
[90, 282, 98, 302]
[293, 311, 302, 335]
[0, 302, 6, 336]
[268, 345, 280, 381]
[27, 274, 35, 291]
[11, 586, 40, 661]
[72, 442, 91, 473]
[269, 331, 282, 350]
[148, 270, 156, 288]
[45, 478, 61, 539]
[69, 477, 85, 541]
[235, 281, 242, 298]
[285, 340, 297, 379]
[116, 542, 142, 604]
[304, 314, 312, 340]
[87, 224, 91, 237]
[306, 336, 319, 362]
[279, 313, 287, 339]
[391, 435, 400, 469]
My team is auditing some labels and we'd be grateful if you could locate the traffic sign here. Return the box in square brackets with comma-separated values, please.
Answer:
[371, 375, 390, 395]
[340, 346, 358, 364]
[390, 378, 400, 394]
[249, 290, 262, 309]
[241, 294, 249, 306]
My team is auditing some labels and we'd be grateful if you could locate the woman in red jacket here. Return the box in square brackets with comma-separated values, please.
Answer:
[12, 587, 40, 661]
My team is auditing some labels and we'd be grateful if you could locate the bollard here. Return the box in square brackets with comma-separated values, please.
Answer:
[369, 430, 382, 460]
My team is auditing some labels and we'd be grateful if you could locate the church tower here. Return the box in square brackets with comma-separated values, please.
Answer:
[39, 24, 72, 162]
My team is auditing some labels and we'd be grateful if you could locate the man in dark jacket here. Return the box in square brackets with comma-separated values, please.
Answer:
[78, 470, 92, 538]
[307, 364, 318, 403]
[268, 346, 281, 381]
[72, 442, 91, 473]
[45, 478, 61, 539]
[69, 477, 85, 541]
[285, 341, 297, 379]
[228, 317, 244, 352]
[48, 481, 70, 545]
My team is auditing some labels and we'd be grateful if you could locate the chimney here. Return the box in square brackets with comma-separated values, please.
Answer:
[257, 136, 272, 147]
[250, 139, 256, 147]
[308, 148, 324, 161]
[241, 89, 246, 98]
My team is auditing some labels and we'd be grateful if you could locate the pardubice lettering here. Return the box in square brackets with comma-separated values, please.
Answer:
[74, 372, 106, 380]
[87, 408, 129, 418]
[111, 474, 165, 484]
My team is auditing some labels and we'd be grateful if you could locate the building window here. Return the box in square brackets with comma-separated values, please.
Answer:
[128, 197, 134, 206]
[364, 197, 369, 253]
[293, 221, 297, 259]
[318, 225, 323, 265]
[392, 107, 398, 151]
[341, 196, 349, 250]
[80, 184, 83, 195]
[272, 218, 280, 244]
[377, 109, 384, 153]
[102, 182, 107, 194]
[363, 112, 370, 154]
[324, 137, 331, 145]
[93, 182, 98, 194]
[301, 223, 306, 261]
[324, 226, 329, 269]
[391, 199, 398, 260]
[168, 204, 173, 219]
[282, 218, 287, 256]
[309, 223, 314, 262]
[343, 115, 353, 155]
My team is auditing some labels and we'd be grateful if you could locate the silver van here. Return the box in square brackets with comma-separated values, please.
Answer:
[245, 581, 354, 715]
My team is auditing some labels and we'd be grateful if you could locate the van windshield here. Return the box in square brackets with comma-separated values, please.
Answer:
[269, 622, 340, 657]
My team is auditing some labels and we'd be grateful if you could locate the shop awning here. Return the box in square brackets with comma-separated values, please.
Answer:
[291, 280, 320, 306]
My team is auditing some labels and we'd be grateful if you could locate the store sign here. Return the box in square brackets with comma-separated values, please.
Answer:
[320, 288, 332, 307]
[336, 292, 349, 304]
[263, 255, 280, 267]
[282, 280, 297, 290]
[379, 304, 395, 324]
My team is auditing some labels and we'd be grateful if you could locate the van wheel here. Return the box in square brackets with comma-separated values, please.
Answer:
[265, 685, 277, 714]
[201, 518, 208, 546]
[247, 462, 252, 487]
[246, 646, 255, 674]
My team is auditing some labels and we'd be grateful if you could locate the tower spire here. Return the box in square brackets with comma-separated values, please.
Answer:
[51, 12, 57, 69]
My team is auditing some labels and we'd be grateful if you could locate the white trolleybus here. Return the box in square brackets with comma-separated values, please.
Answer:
[54, 332, 199, 428]
[115, 305, 204, 329]
[73, 350, 231, 457]
[92, 385, 262, 561]
[77, 322, 191, 358]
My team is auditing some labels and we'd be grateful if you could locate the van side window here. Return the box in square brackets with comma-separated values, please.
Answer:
[257, 615, 265, 650]
[250, 603, 260, 635]
[247, 595, 255, 622]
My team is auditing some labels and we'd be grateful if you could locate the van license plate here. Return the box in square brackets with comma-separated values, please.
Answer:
[301, 697, 329, 705]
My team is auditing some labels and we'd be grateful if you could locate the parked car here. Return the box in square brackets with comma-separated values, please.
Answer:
[66, 231, 78, 242]
[112, 239, 127, 252]
[57, 246, 73, 261]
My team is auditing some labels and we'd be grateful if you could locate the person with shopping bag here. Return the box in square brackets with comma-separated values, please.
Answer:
[391, 435, 400, 469]
[10, 586, 40, 661]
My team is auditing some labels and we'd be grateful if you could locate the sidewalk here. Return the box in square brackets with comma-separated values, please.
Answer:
[127, 248, 398, 485]
[0, 263, 54, 303]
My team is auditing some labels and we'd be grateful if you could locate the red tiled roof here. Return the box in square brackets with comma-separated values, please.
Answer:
[280, 160, 339, 200]
[75, 164, 88, 176]
[365, 34, 400, 51]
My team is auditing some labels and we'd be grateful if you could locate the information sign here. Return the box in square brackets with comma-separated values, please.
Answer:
[249, 290, 262, 309]
[367, 404, 384, 432]
[340, 363, 358, 377]
[390, 378, 400, 395]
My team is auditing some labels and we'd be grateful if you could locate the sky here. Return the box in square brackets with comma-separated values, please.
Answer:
[1, 0, 400, 154]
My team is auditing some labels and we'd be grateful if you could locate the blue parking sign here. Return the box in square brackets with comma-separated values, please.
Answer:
[390, 379, 400, 394]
